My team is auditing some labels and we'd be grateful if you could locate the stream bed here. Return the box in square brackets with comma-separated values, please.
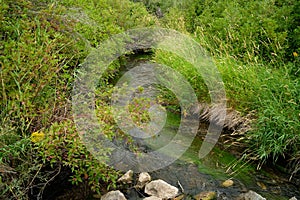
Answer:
[121, 111, 300, 200]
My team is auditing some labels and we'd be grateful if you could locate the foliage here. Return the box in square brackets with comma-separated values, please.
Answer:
[36, 120, 119, 194]
[186, 0, 300, 70]
[128, 97, 152, 127]
[132, 0, 178, 15]
[63, 0, 157, 48]
[0, 132, 40, 199]
[0, 0, 156, 198]
[0, 1, 83, 198]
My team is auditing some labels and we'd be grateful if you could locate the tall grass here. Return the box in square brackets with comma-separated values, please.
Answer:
[155, 0, 300, 176]
[217, 58, 300, 171]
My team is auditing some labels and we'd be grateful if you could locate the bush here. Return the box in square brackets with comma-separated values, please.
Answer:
[35, 120, 119, 194]
[0, 0, 83, 134]
[0, 1, 85, 198]
[0, 0, 156, 198]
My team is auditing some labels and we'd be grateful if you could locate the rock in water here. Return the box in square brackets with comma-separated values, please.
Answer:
[118, 170, 133, 184]
[194, 191, 216, 200]
[136, 172, 151, 189]
[101, 190, 127, 200]
[256, 182, 267, 190]
[145, 179, 179, 199]
[222, 179, 234, 187]
[240, 190, 266, 200]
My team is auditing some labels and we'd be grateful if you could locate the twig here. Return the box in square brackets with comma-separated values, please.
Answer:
[27, 164, 43, 191]
[37, 164, 62, 200]
[177, 180, 184, 193]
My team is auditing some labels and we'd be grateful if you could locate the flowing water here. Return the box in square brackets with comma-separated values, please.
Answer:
[121, 111, 300, 200]
[111, 55, 300, 199]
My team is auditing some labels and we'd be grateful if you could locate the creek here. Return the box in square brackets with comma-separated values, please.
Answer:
[122, 111, 299, 199]
[49, 54, 299, 200]
[107, 54, 299, 199]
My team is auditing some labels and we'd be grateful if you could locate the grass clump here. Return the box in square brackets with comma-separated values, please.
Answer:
[217, 58, 300, 173]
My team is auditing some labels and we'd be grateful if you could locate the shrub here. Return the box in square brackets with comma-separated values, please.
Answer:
[35, 120, 119, 194]
[0, 0, 84, 134]
[0, 1, 85, 198]
[0, 0, 156, 198]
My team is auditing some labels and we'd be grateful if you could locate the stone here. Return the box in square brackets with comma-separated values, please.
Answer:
[143, 196, 162, 200]
[145, 179, 179, 199]
[239, 190, 266, 200]
[194, 191, 216, 200]
[289, 197, 297, 200]
[136, 172, 151, 189]
[101, 190, 127, 200]
[155, 7, 163, 18]
[256, 182, 267, 190]
[118, 170, 133, 184]
[222, 179, 234, 187]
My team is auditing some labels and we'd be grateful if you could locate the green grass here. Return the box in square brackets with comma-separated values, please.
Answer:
[154, 1, 300, 175]
[216, 57, 300, 169]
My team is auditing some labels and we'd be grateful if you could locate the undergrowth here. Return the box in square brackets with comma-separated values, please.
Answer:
[0, 0, 156, 199]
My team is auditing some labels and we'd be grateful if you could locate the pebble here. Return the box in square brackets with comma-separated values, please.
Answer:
[256, 182, 267, 190]
[194, 191, 216, 200]
[222, 179, 234, 187]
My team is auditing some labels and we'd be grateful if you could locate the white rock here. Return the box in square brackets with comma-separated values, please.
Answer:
[143, 196, 162, 200]
[289, 197, 297, 200]
[101, 190, 127, 200]
[136, 172, 151, 188]
[145, 179, 178, 199]
[118, 170, 133, 184]
[242, 190, 266, 200]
